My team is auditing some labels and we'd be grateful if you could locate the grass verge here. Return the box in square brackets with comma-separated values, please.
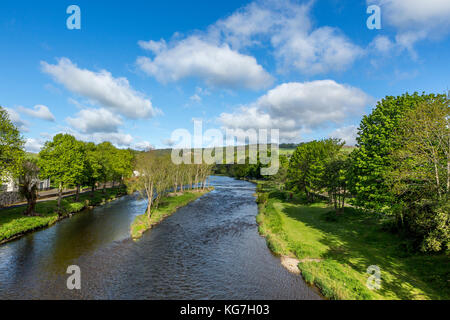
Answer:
[0, 187, 127, 244]
[130, 188, 213, 240]
[256, 183, 449, 300]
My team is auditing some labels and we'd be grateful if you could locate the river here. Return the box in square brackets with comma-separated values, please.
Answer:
[0, 176, 320, 299]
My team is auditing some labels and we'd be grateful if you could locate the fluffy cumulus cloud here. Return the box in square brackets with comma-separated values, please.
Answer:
[219, 80, 372, 142]
[5, 108, 28, 132]
[18, 105, 55, 121]
[24, 138, 44, 153]
[76, 132, 134, 148]
[368, 0, 450, 52]
[217, 0, 364, 75]
[329, 125, 359, 146]
[66, 108, 123, 134]
[137, 37, 273, 90]
[41, 58, 158, 119]
[137, 0, 363, 87]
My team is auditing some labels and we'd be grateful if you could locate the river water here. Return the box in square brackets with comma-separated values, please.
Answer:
[0, 176, 320, 299]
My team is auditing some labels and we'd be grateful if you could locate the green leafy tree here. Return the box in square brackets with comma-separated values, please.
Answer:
[84, 142, 103, 195]
[323, 155, 350, 213]
[387, 97, 449, 251]
[349, 92, 447, 213]
[38, 134, 86, 214]
[0, 107, 24, 185]
[289, 139, 343, 202]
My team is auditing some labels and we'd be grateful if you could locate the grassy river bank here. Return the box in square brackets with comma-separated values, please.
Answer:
[255, 181, 449, 300]
[0, 187, 127, 244]
[130, 188, 213, 240]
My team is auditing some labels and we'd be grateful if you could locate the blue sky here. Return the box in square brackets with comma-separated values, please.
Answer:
[1, 0, 449, 152]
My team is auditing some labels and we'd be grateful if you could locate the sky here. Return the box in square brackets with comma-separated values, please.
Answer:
[1, 0, 449, 152]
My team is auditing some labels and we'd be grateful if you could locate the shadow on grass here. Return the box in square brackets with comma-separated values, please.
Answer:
[280, 203, 449, 300]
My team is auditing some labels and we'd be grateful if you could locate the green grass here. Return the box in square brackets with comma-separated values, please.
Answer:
[0, 187, 126, 243]
[130, 188, 213, 240]
[256, 184, 450, 300]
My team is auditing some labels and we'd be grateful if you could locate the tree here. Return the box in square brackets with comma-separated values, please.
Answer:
[39, 134, 86, 214]
[386, 97, 449, 251]
[84, 142, 103, 195]
[96, 142, 115, 193]
[128, 152, 161, 219]
[289, 139, 343, 202]
[18, 159, 40, 216]
[323, 155, 350, 213]
[349, 92, 447, 213]
[0, 107, 24, 185]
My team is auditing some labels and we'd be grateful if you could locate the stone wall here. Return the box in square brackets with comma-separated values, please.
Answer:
[0, 191, 24, 208]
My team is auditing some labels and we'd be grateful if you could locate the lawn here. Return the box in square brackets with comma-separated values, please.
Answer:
[130, 188, 213, 239]
[256, 186, 450, 300]
[0, 187, 126, 243]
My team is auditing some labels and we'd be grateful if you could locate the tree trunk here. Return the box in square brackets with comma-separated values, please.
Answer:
[75, 185, 80, 202]
[24, 186, 38, 216]
[57, 182, 63, 215]
[146, 183, 154, 219]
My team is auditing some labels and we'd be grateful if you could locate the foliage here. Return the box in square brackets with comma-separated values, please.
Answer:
[130, 189, 212, 239]
[128, 151, 214, 219]
[322, 154, 350, 213]
[349, 92, 448, 213]
[38, 134, 86, 213]
[386, 97, 450, 251]
[288, 139, 343, 202]
[256, 183, 450, 300]
[0, 106, 24, 185]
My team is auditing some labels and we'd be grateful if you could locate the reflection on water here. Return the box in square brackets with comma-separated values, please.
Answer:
[0, 176, 320, 300]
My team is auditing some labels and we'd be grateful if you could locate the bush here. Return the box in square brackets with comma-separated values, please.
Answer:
[257, 193, 269, 204]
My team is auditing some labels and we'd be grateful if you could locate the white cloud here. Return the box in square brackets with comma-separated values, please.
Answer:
[368, 0, 450, 52]
[77, 132, 134, 148]
[369, 35, 394, 54]
[66, 108, 123, 134]
[216, 0, 364, 75]
[137, 1, 364, 84]
[5, 108, 28, 132]
[134, 141, 154, 151]
[18, 105, 55, 121]
[329, 125, 358, 146]
[137, 37, 273, 90]
[219, 80, 372, 142]
[41, 58, 158, 119]
[273, 26, 364, 75]
[24, 138, 44, 153]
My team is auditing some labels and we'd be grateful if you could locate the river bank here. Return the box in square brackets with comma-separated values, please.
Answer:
[130, 187, 214, 240]
[255, 181, 450, 300]
[0, 187, 127, 245]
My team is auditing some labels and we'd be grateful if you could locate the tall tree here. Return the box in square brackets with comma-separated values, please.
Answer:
[39, 134, 86, 214]
[0, 107, 24, 185]
[289, 139, 343, 202]
[349, 93, 447, 213]
[386, 97, 449, 251]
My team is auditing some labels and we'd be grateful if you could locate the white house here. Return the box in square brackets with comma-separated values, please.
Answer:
[1, 174, 51, 192]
